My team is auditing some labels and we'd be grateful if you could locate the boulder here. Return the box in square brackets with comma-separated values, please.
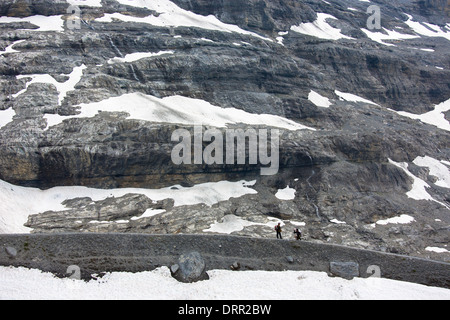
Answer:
[329, 262, 360, 280]
[170, 252, 209, 283]
[5, 246, 17, 258]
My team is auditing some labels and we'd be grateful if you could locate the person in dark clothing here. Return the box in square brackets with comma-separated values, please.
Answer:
[275, 223, 282, 239]
[293, 228, 302, 240]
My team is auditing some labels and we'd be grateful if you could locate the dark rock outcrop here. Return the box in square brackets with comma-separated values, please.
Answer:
[330, 261, 360, 280]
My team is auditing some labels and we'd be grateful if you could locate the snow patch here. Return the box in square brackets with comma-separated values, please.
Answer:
[375, 214, 415, 226]
[404, 14, 450, 41]
[14, 64, 86, 106]
[388, 159, 449, 210]
[203, 214, 276, 234]
[335, 90, 379, 105]
[276, 31, 288, 45]
[0, 108, 15, 128]
[275, 186, 296, 200]
[425, 247, 449, 254]
[130, 209, 166, 221]
[413, 156, 450, 189]
[0, 15, 64, 32]
[107, 50, 174, 64]
[330, 219, 346, 224]
[361, 14, 450, 46]
[42, 92, 315, 131]
[361, 27, 419, 46]
[98, 0, 272, 42]
[309, 90, 331, 108]
[290, 220, 306, 227]
[394, 98, 450, 132]
[0, 40, 25, 56]
[290, 13, 353, 41]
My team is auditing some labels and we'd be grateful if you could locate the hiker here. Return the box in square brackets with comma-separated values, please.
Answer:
[275, 223, 282, 239]
[293, 228, 302, 240]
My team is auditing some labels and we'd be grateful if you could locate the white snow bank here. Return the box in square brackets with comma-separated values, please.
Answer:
[0, 108, 15, 128]
[98, 0, 271, 42]
[0, 179, 257, 234]
[388, 159, 449, 210]
[308, 90, 331, 108]
[107, 50, 174, 64]
[14, 65, 87, 105]
[0, 15, 64, 32]
[335, 90, 379, 105]
[395, 98, 450, 132]
[290, 13, 353, 41]
[275, 186, 296, 200]
[43, 92, 315, 131]
[413, 156, 450, 189]
[1, 266, 449, 300]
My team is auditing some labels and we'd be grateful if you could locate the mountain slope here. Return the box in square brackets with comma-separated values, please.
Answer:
[0, 0, 449, 262]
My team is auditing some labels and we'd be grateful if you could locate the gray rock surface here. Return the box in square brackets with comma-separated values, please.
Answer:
[330, 261, 360, 280]
[171, 251, 209, 283]
[0, 0, 449, 264]
[5, 246, 17, 258]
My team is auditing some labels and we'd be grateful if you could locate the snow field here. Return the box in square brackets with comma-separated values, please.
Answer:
[1, 265, 449, 300]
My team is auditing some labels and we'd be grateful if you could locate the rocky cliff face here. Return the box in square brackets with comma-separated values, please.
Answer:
[0, 0, 449, 262]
